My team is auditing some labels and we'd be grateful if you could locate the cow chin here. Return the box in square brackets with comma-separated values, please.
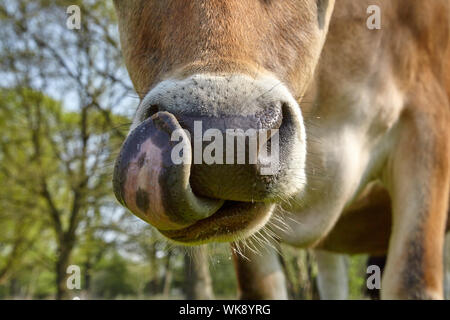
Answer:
[160, 201, 276, 244]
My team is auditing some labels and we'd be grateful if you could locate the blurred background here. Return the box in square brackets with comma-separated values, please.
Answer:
[0, 0, 371, 300]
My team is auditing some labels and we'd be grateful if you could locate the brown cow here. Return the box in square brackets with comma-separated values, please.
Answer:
[112, 0, 450, 299]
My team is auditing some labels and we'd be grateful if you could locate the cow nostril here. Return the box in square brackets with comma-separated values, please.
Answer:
[255, 102, 283, 131]
[144, 104, 159, 120]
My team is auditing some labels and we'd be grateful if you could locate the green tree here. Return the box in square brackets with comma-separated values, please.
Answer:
[92, 253, 136, 299]
[0, 88, 128, 298]
[0, 0, 132, 299]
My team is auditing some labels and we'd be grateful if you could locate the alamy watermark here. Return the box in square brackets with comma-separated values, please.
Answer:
[170, 121, 280, 176]
[67, 264, 81, 299]
[66, 5, 81, 30]
[367, 5, 381, 30]
[366, 264, 382, 290]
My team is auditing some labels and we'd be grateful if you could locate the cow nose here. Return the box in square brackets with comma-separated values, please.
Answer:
[137, 75, 287, 202]
[113, 74, 306, 231]
[145, 106, 283, 202]
[142, 98, 283, 133]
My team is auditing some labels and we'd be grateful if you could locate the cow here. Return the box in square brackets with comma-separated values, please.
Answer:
[112, 0, 450, 299]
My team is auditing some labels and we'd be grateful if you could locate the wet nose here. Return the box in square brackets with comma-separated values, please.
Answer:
[113, 74, 306, 231]
[137, 75, 286, 201]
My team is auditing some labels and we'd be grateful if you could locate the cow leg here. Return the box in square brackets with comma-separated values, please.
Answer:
[381, 97, 450, 299]
[231, 242, 288, 300]
[315, 250, 349, 300]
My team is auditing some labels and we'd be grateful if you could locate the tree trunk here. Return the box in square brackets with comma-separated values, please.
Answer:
[161, 250, 173, 297]
[278, 250, 298, 299]
[55, 241, 73, 300]
[82, 260, 92, 299]
[184, 246, 214, 300]
[8, 278, 19, 299]
[306, 250, 320, 300]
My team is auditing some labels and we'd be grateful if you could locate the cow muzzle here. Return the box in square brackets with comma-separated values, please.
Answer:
[113, 74, 306, 241]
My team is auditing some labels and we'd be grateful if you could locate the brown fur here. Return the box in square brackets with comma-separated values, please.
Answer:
[316, 183, 392, 255]
[114, 0, 450, 299]
[114, 0, 323, 97]
[316, 1, 450, 299]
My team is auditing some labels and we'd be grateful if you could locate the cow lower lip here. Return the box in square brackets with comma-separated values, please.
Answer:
[159, 200, 274, 244]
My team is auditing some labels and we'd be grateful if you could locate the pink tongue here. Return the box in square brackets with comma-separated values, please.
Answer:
[113, 112, 224, 231]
